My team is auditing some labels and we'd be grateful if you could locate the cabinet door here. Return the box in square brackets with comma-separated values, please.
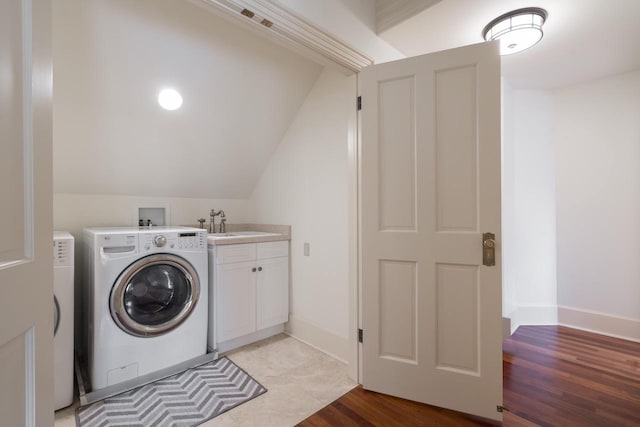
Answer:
[216, 261, 257, 342]
[257, 256, 289, 330]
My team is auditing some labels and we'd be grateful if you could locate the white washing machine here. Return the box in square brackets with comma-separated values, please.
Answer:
[83, 226, 208, 391]
[54, 231, 74, 410]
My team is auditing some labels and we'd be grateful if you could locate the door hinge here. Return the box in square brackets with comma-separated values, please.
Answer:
[357, 96, 362, 111]
[358, 328, 363, 343]
[497, 405, 509, 413]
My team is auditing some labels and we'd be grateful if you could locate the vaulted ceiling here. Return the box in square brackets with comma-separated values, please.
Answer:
[53, 0, 322, 199]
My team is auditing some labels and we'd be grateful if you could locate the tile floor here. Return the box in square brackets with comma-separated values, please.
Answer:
[54, 334, 357, 427]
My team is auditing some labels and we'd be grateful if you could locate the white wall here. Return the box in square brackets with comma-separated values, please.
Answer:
[248, 68, 355, 361]
[502, 84, 557, 331]
[502, 70, 640, 342]
[53, 193, 250, 237]
[273, 0, 404, 64]
[501, 80, 517, 319]
[555, 70, 640, 340]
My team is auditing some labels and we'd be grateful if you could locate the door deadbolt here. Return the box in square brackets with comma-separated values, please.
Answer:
[483, 233, 496, 266]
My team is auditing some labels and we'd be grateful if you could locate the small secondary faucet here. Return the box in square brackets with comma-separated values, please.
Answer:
[209, 209, 225, 233]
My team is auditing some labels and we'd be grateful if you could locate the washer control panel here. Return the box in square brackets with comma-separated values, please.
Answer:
[140, 230, 206, 252]
[53, 237, 74, 267]
[175, 231, 206, 250]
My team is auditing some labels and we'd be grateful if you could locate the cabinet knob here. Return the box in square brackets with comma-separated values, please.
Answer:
[258, 266, 263, 272]
[252, 267, 257, 272]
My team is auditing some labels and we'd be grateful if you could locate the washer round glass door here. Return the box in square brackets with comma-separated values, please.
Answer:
[110, 254, 200, 337]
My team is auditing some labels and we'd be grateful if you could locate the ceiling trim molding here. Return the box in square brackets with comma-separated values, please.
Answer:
[194, 0, 374, 73]
[376, 0, 442, 34]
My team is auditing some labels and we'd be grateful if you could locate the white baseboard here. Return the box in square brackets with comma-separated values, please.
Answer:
[507, 305, 558, 335]
[216, 324, 285, 354]
[558, 306, 640, 343]
[502, 317, 512, 339]
[285, 315, 349, 363]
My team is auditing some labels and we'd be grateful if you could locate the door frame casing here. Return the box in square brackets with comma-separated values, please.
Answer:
[347, 75, 360, 381]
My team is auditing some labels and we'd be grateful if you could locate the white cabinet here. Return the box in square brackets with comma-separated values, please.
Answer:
[216, 261, 256, 342]
[213, 241, 289, 352]
[257, 256, 289, 330]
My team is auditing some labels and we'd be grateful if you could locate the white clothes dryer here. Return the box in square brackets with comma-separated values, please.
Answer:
[53, 231, 74, 410]
[83, 226, 208, 391]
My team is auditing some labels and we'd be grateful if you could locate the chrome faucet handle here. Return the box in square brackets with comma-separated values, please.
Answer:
[209, 209, 217, 233]
[197, 218, 206, 229]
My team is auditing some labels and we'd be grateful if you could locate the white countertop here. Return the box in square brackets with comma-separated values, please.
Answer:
[207, 231, 290, 246]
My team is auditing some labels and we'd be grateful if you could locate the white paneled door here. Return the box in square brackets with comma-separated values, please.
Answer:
[0, 0, 54, 425]
[359, 42, 503, 421]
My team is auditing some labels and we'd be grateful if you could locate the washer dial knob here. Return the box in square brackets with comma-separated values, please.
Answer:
[153, 235, 167, 247]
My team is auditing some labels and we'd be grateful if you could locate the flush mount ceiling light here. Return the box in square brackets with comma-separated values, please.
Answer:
[483, 7, 548, 55]
[158, 88, 183, 110]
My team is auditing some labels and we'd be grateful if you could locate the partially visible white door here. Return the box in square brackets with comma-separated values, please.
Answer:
[256, 256, 289, 330]
[0, 0, 54, 425]
[359, 42, 502, 421]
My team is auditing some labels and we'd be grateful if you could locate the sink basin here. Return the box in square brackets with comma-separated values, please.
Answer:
[208, 231, 279, 238]
[228, 231, 279, 236]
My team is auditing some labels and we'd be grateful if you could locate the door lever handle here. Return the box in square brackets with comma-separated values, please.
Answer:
[483, 233, 496, 266]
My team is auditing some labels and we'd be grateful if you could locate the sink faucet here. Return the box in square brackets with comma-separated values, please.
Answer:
[209, 209, 225, 233]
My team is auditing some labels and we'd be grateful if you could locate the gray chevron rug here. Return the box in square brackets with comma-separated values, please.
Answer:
[75, 357, 266, 427]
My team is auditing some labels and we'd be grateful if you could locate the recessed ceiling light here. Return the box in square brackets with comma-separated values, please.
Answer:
[158, 88, 183, 110]
[483, 7, 548, 55]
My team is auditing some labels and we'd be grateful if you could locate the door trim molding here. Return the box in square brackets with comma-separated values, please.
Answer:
[193, 0, 374, 73]
[25, 327, 35, 427]
[22, 0, 35, 262]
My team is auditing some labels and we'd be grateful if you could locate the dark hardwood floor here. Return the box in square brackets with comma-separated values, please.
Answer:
[504, 326, 640, 426]
[297, 326, 640, 426]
